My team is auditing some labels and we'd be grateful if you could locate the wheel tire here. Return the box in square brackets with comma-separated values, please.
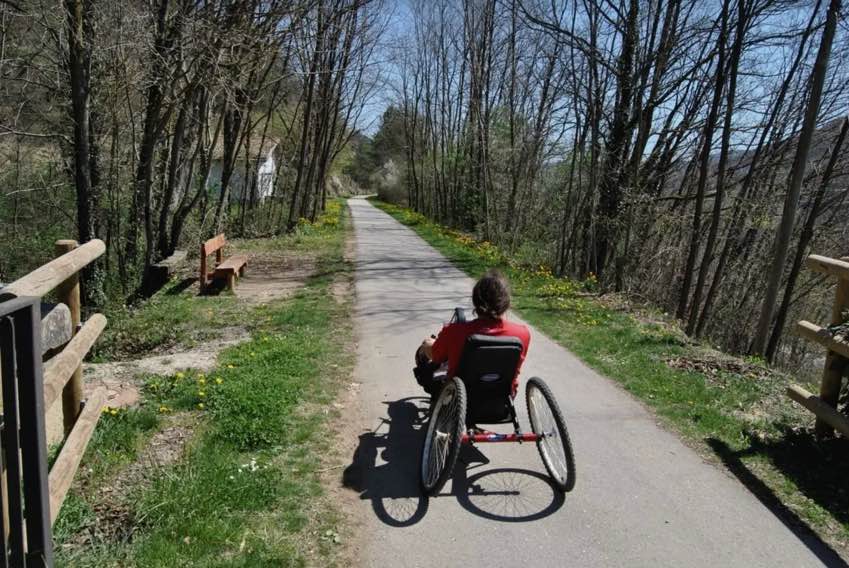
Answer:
[526, 376, 576, 492]
[420, 377, 466, 496]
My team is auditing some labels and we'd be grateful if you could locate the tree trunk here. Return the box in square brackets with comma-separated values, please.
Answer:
[676, 4, 728, 321]
[687, 0, 744, 335]
[751, 0, 840, 356]
[765, 117, 848, 361]
[65, 0, 104, 306]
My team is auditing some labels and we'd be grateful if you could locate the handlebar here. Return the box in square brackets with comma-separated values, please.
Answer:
[451, 307, 468, 324]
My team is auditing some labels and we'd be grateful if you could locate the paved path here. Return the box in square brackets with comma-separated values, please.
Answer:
[343, 197, 840, 568]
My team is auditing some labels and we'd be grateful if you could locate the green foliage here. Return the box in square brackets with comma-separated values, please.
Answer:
[343, 106, 408, 192]
[54, 493, 96, 544]
[131, 446, 286, 566]
[0, 163, 75, 283]
[144, 370, 212, 412]
[209, 322, 327, 450]
[85, 407, 161, 479]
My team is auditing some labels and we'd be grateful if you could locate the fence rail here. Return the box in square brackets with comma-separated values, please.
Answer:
[787, 253, 849, 437]
[0, 239, 107, 566]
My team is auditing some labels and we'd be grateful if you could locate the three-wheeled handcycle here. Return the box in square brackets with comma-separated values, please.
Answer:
[419, 308, 576, 496]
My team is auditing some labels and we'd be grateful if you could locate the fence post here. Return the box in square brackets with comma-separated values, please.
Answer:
[816, 278, 849, 436]
[54, 239, 83, 435]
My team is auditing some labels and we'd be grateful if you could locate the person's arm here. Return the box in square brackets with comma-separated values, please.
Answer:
[430, 324, 456, 364]
[421, 323, 458, 363]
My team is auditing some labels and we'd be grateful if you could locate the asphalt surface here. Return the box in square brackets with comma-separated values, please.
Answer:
[344, 197, 842, 568]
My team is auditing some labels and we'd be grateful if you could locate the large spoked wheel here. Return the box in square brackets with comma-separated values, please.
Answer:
[420, 377, 466, 496]
[526, 377, 576, 493]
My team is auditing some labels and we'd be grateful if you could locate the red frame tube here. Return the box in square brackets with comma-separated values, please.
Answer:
[461, 431, 542, 444]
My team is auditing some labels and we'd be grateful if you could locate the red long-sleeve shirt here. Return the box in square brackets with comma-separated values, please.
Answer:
[431, 317, 531, 395]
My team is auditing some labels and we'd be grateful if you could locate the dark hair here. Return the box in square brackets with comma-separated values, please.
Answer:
[472, 270, 511, 320]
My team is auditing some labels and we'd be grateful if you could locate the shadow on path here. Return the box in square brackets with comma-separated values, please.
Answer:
[343, 397, 430, 527]
[708, 438, 848, 567]
[343, 397, 565, 527]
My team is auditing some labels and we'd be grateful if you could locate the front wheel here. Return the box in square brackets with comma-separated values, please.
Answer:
[420, 377, 466, 496]
[526, 377, 576, 492]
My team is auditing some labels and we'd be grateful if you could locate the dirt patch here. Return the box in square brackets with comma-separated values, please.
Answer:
[598, 292, 688, 337]
[313, 239, 364, 566]
[236, 252, 316, 304]
[46, 329, 250, 445]
[331, 278, 349, 304]
[330, 232, 356, 304]
[81, 329, 250, 410]
[71, 413, 199, 546]
[318, 376, 366, 566]
[665, 353, 774, 383]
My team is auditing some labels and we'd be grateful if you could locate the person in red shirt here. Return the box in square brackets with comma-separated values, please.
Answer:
[414, 270, 530, 397]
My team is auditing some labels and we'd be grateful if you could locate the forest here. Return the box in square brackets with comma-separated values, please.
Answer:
[0, 0, 383, 302]
[2, 0, 848, 370]
[349, 0, 849, 369]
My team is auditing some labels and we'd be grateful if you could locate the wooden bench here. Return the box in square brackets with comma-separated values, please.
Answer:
[200, 233, 248, 292]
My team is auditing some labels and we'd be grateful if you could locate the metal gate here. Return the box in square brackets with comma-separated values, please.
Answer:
[0, 297, 53, 567]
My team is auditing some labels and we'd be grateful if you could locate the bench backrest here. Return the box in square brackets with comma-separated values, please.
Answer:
[200, 233, 226, 290]
[202, 233, 226, 257]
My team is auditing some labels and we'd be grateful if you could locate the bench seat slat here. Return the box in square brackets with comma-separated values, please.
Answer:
[214, 255, 248, 274]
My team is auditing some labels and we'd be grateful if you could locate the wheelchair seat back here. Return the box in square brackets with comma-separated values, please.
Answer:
[455, 334, 523, 424]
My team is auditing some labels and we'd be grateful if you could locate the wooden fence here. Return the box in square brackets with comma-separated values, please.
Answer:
[786, 254, 849, 437]
[0, 239, 107, 565]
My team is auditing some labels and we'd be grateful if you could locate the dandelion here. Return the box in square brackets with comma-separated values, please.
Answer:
[215, 378, 223, 385]
[198, 377, 206, 386]
[227, 364, 235, 369]
[110, 409, 118, 416]
[159, 405, 170, 414]
[197, 403, 205, 410]
[175, 371, 185, 379]
[102, 406, 111, 414]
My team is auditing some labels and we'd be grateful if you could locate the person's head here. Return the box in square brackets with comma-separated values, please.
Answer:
[472, 270, 511, 320]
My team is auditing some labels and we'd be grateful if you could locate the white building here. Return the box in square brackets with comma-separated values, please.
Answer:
[207, 136, 279, 203]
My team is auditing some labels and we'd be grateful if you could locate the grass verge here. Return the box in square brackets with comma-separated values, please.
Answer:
[56, 199, 354, 567]
[374, 199, 849, 556]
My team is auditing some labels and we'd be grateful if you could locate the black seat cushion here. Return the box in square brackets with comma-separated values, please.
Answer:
[455, 334, 523, 424]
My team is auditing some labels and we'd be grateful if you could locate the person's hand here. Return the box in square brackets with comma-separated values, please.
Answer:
[421, 336, 435, 359]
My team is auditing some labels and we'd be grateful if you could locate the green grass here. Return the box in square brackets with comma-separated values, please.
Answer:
[374, 199, 849, 555]
[55, 200, 354, 567]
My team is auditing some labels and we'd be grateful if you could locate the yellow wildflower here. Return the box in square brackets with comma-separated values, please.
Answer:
[197, 403, 205, 410]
